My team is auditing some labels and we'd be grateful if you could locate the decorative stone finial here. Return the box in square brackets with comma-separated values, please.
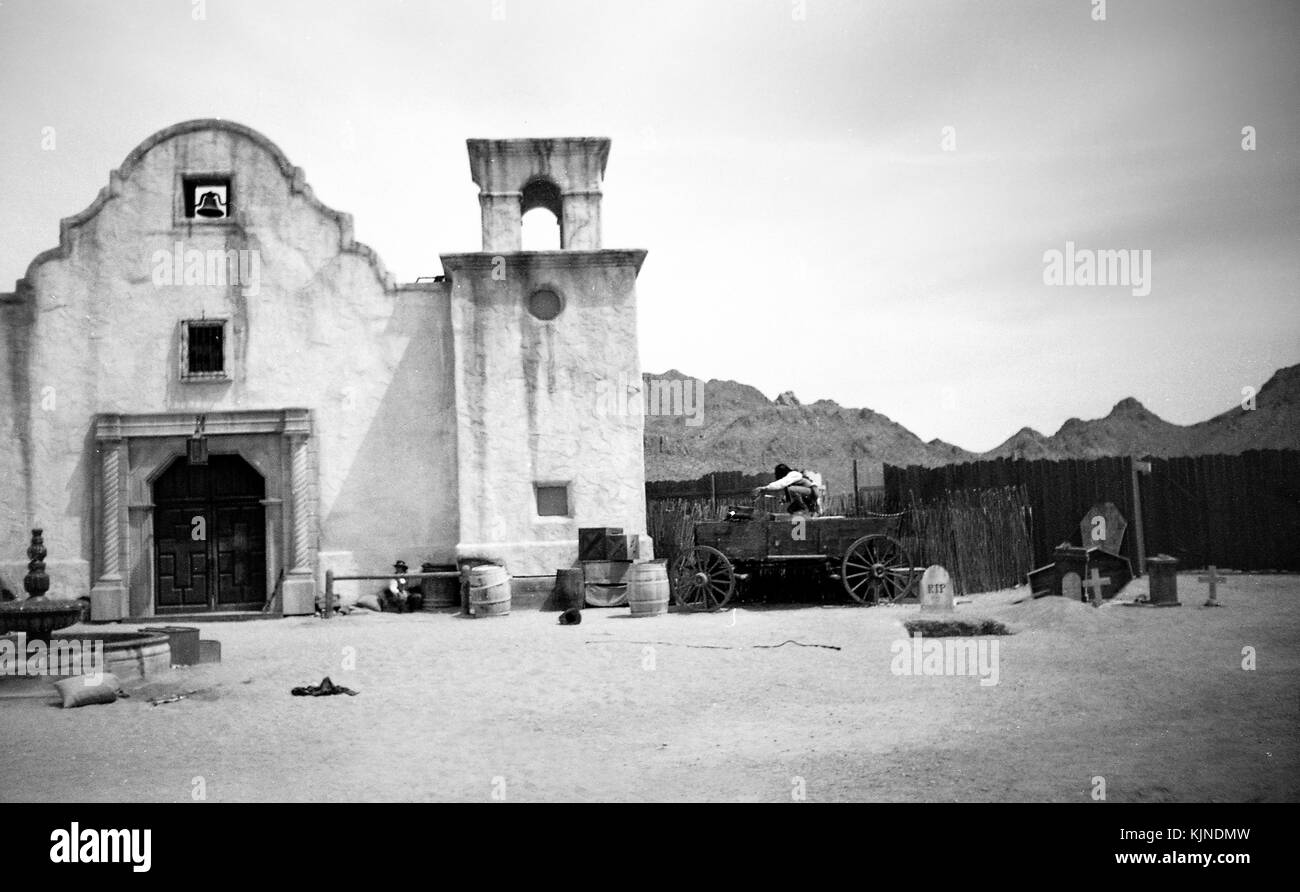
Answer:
[23, 528, 49, 599]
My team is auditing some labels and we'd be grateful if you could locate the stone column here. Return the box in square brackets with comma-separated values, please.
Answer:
[561, 189, 602, 250]
[479, 191, 523, 252]
[260, 497, 282, 610]
[102, 447, 122, 577]
[127, 500, 154, 618]
[90, 419, 128, 620]
[289, 435, 311, 573]
[279, 411, 316, 616]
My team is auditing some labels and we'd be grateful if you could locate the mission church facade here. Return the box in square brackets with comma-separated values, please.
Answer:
[0, 120, 650, 618]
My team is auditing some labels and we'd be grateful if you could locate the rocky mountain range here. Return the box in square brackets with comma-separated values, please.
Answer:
[642, 364, 1300, 483]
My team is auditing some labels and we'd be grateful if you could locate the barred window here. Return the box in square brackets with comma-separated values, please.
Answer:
[181, 320, 228, 380]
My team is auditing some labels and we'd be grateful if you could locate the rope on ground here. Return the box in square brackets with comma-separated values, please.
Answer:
[147, 689, 206, 706]
[753, 639, 842, 651]
[584, 639, 840, 651]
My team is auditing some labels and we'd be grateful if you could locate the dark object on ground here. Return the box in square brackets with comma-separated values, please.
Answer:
[904, 618, 1012, 637]
[291, 676, 359, 697]
[559, 607, 582, 625]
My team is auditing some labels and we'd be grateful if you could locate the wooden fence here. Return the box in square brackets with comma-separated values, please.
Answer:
[899, 486, 1035, 596]
[884, 449, 1300, 573]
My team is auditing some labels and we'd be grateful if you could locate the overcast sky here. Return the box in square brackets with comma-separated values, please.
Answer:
[1, 0, 1296, 451]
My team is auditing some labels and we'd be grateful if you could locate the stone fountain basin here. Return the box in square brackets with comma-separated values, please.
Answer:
[0, 599, 84, 640]
[51, 630, 172, 680]
[0, 629, 171, 699]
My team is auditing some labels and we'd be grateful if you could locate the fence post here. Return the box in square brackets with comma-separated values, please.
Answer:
[1130, 457, 1151, 576]
[710, 473, 717, 515]
[853, 459, 860, 515]
[324, 569, 333, 619]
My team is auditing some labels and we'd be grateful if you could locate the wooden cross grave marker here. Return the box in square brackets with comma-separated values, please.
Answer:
[1082, 568, 1111, 608]
[1198, 565, 1226, 607]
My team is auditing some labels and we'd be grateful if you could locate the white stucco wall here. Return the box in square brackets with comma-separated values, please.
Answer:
[0, 121, 459, 605]
[442, 250, 649, 576]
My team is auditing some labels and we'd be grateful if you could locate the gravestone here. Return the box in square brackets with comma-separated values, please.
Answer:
[1060, 571, 1082, 602]
[1146, 554, 1180, 606]
[1081, 568, 1111, 608]
[1080, 503, 1127, 554]
[1198, 565, 1226, 607]
[919, 565, 954, 614]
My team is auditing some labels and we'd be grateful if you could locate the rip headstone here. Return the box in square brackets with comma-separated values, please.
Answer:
[1060, 571, 1082, 602]
[919, 565, 954, 614]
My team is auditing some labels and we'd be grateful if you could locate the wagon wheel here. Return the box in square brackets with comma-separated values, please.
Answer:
[671, 545, 736, 611]
[842, 534, 916, 604]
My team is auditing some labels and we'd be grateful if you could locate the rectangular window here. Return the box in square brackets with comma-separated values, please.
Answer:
[535, 484, 570, 517]
[183, 176, 232, 220]
[181, 320, 228, 381]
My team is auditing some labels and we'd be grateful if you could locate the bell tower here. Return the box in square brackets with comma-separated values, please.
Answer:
[467, 138, 610, 252]
[442, 137, 650, 576]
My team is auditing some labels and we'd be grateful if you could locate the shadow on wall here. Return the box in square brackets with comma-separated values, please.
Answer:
[325, 286, 459, 573]
[71, 422, 96, 581]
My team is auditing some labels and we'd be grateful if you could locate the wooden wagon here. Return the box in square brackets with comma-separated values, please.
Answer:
[671, 501, 918, 610]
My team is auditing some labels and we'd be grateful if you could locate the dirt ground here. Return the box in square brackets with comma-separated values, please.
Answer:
[2, 572, 1297, 802]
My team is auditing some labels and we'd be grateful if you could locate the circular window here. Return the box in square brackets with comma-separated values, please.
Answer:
[528, 288, 563, 321]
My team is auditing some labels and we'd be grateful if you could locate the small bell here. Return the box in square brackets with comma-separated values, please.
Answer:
[194, 190, 226, 218]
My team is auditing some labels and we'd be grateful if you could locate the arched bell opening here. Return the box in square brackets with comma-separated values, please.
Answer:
[521, 178, 563, 250]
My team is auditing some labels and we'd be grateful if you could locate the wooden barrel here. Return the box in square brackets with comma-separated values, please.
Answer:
[555, 568, 584, 611]
[420, 565, 460, 610]
[626, 561, 670, 617]
[468, 565, 511, 617]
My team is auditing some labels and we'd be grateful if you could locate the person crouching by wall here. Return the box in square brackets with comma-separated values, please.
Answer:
[382, 560, 424, 613]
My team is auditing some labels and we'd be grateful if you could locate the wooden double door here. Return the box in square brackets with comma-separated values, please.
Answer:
[154, 454, 267, 613]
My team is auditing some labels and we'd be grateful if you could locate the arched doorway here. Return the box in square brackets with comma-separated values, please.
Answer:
[153, 454, 267, 613]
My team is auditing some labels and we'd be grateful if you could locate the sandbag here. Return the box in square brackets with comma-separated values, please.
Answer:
[55, 672, 124, 709]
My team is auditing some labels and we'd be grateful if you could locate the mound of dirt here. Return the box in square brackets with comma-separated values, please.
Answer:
[983, 595, 1114, 632]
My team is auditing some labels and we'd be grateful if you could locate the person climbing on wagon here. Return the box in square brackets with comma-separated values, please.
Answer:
[754, 464, 823, 516]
